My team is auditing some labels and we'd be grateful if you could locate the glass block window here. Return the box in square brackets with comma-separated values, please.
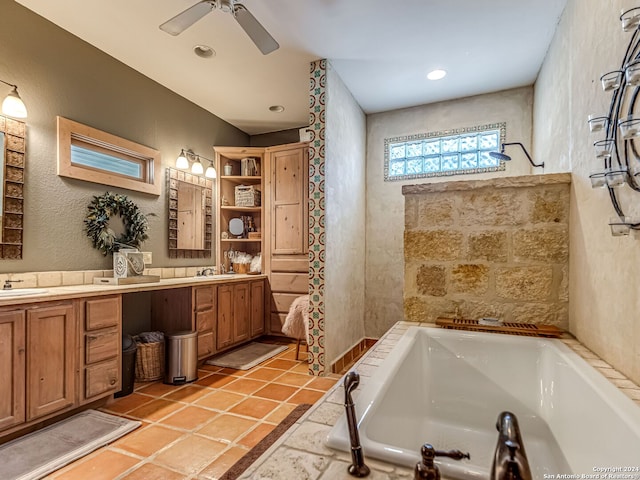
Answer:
[384, 122, 506, 181]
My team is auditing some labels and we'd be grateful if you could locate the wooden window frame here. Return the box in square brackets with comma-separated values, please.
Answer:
[57, 116, 161, 195]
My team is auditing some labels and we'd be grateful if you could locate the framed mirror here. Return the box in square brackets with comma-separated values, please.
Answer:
[0, 115, 26, 259]
[167, 168, 212, 258]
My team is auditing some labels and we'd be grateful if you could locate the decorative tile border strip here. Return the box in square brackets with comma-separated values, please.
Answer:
[308, 59, 327, 376]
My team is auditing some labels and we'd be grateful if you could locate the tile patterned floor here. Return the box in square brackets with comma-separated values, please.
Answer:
[46, 340, 339, 480]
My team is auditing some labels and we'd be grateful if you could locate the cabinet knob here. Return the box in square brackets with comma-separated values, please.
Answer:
[110, 378, 116, 385]
[18, 348, 25, 354]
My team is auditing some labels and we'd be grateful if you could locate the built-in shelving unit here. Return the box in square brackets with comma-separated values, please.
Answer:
[214, 147, 265, 274]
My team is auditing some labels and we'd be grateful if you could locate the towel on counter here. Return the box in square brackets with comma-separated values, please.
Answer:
[281, 295, 309, 342]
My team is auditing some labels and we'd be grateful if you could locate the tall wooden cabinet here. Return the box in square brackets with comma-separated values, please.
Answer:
[263, 143, 310, 334]
[213, 142, 309, 336]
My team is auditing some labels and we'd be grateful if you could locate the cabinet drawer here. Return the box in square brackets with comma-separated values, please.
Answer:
[85, 359, 119, 399]
[85, 296, 120, 330]
[85, 329, 119, 365]
[197, 332, 214, 359]
[194, 286, 215, 311]
[196, 310, 214, 333]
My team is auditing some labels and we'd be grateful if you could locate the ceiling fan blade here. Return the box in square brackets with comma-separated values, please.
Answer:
[233, 4, 279, 55]
[160, 1, 214, 36]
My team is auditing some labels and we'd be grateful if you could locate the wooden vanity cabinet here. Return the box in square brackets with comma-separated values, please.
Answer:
[193, 285, 216, 360]
[150, 284, 220, 361]
[250, 280, 265, 337]
[79, 295, 122, 404]
[0, 302, 77, 430]
[0, 310, 25, 430]
[217, 283, 250, 350]
[217, 280, 263, 351]
[26, 302, 77, 421]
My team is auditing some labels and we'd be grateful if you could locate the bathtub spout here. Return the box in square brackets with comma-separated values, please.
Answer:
[344, 371, 370, 477]
[490, 411, 532, 480]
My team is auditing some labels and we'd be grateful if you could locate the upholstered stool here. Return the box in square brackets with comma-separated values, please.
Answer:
[281, 295, 309, 360]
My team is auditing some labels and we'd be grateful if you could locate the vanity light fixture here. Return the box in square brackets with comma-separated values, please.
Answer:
[0, 79, 27, 118]
[175, 148, 216, 178]
[489, 142, 544, 168]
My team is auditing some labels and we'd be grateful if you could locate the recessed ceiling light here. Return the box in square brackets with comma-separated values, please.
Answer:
[269, 105, 285, 113]
[427, 69, 447, 81]
[193, 45, 215, 58]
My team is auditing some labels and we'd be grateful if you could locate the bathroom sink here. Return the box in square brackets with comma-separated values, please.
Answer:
[192, 274, 238, 280]
[0, 288, 48, 297]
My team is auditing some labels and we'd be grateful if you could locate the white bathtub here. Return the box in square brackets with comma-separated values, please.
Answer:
[326, 327, 640, 479]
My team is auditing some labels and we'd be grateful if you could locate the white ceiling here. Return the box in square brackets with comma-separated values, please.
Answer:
[15, 0, 567, 135]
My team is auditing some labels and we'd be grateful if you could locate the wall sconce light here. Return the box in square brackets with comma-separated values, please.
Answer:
[0, 79, 27, 119]
[175, 149, 216, 178]
[489, 142, 545, 168]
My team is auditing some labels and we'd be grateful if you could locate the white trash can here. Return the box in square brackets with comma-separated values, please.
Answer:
[164, 331, 198, 385]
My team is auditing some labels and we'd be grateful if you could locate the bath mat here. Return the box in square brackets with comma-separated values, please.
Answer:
[219, 403, 311, 480]
[206, 342, 288, 370]
[0, 409, 140, 480]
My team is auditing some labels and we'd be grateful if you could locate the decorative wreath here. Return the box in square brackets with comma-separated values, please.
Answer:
[85, 192, 149, 256]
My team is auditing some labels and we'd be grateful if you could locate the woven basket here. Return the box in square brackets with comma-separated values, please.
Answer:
[235, 185, 261, 207]
[134, 339, 165, 382]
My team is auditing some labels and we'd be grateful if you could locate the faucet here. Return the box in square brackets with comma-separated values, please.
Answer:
[3, 279, 22, 290]
[199, 267, 215, 276]
[414, 443, 470, 480]
[490, 412, 532, 480]
[343, 371, 370, 477]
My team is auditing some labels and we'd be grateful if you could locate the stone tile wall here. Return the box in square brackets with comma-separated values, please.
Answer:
[403, 174, 571, 327]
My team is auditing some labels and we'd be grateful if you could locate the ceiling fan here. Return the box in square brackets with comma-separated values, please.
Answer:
[159, 0, 279, 55]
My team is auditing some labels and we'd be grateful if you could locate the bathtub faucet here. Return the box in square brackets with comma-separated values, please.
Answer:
[414, 443, 470, 480]
[490, 411, 532, 480]
[343, 371, 370, 477]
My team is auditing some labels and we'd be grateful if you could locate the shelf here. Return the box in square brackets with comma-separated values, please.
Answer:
[221, 238, 261, 243]
[221, 175, 261, 185]
[220, 206, 261, 212]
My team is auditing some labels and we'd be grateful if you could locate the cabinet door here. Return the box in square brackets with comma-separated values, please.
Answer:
[26, 303, 76, 421]
[250, 280, 265, 338]
[0, 310, 25, 430]
[233, 282, 250, 343]
[217, 285, 233, 350]
[270, 146, 308, 255]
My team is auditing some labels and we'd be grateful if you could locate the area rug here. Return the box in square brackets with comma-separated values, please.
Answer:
[205, 342, 288, 370]
[219, 403, 312, 480]
[0, 409, 140, 480]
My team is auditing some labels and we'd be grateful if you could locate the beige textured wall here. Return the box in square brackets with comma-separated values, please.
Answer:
[403, 174, 570, 327]
[365, 87, 535, 338]
[324, 62, 367, 366]
[0, 0, 247, 274]
[534, 0, 640, 384]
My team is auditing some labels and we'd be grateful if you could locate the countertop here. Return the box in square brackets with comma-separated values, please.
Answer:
[237, 321, 640, 480]
[0, 273, 267, 307]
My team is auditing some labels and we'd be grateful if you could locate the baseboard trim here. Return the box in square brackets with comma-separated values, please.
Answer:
[331, 337, 377, 374]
